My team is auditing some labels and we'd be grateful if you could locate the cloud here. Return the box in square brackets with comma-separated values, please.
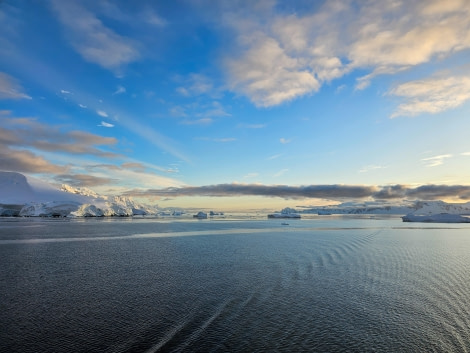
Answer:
[98, 121, 114, 128]
[124, 183, 379, 200]
[121, 162, 146, 172]
[113, 85, 126, 95]
[124, 183, 470, 201]
[267, 153, 283, 160]
[181, 118, 213, 125]
[273, 169, 288, 177]
[0, 72, 32, 100]
[280, 138, 291, 144]
[169, 106, 188, 118]
[196, 101, 231, 119]
[50, 0, 139, 71]
[213, 138, 236, 142]
[54, 173, 114, 187]
[421, 154, 452, 167]
[359, 165, 387, 173]
[222, 0, 470, 107]
[1, 115, 119, 158]
[237, 123, 267, 129]
[389, 74, 470, 117]
[244, 172, 259, 179]
[97, 110, 108, 118]
[0, 147, 67, 174]
[60, 89, 71, 94]
[78, 103, 87, 108]
[196, 137, 236, 142]
[226, 34, 320, 107]
[176, 74, 215, 97]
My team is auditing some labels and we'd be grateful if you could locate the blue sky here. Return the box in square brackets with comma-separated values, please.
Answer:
[1, 0, 470, 210]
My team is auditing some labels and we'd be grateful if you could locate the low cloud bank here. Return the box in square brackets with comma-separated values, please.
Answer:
[124, 183, 470, 201]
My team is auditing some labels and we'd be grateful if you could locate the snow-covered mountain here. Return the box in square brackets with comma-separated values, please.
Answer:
[0, 171, 158, 217]
[299, 200, 470, 216]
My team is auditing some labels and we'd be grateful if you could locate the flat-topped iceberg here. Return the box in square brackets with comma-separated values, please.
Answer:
[402, 213, 470, 223]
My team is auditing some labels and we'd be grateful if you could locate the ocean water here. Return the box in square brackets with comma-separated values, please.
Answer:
[1, 215, 470, 352]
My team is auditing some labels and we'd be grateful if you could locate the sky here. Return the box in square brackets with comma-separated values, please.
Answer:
[1, 0, 470, 211]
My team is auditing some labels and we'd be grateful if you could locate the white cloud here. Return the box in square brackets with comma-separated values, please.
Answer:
[78, 103, 87, 108]
[60, 89, 71, 94]
[223, 0, 470, 107]
[359, 165, 387, 173]
[421, 154, 452, 167]
[273, 168, 288, 177]
[213, 138, 236, 142]
[227, 34, 320, 107]
[98, 121, 114, 128]
[176, 74, 214, 97]
[267, 153, 283, 160]
[389, 75, 470, 117]
[0, 72, 32, 100]
[51, 0, 139, 71]
[196, 101, 231, 118]
[97, 110, 108, 118]
[237, 123, 267, 129]
[113, 85, 126, 95]
[181, 118, 213, 125]
[244, 172, 259, 179]
[169, 106, 187, 118]
[280, 137, 291, 144]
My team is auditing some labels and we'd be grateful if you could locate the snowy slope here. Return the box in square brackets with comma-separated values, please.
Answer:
[0, 171, 92, 204]
[0, 171, 157, 217]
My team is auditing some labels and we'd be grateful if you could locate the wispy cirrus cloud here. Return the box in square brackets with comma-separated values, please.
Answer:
[113, 85, 126, 95]
[359, 165, 387, 173]
[267, 153, 283, 160]
[421, 154, 453, 167]
[273, 168, 288, 177]
[50, 0, 140, 71]
[0, 72, 32, 100]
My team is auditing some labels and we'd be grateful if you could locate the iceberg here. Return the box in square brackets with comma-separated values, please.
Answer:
[402, 213, 470, 223]
[193, 211, 208, 219]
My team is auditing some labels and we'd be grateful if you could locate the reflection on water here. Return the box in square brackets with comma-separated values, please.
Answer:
[1, 217, 470, 352]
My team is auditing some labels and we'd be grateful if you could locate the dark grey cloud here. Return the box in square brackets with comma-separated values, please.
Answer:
[405, 185, 470, 200]
[124, 183, 470, 201]
[125, 184, 378, 200]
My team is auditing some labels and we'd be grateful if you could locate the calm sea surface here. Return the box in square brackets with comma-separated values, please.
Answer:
[1, 215, 470, 352]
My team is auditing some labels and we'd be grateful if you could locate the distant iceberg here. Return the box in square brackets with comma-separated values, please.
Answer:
[268, 207, 301, 219]
[402, 213, 470, 223]
[193, 211, 208, 219]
